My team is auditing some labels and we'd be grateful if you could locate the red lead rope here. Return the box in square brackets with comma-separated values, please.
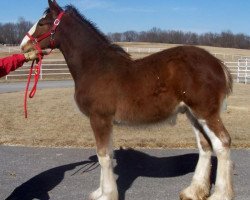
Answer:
[23, 11, 64, 118]
[24, 54, 42, 118]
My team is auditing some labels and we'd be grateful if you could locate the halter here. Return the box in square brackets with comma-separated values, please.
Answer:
[26, 11, 65, 51]
[24, 11, 64, 118]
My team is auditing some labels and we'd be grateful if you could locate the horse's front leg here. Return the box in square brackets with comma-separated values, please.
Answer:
[89, 114, 118, 200]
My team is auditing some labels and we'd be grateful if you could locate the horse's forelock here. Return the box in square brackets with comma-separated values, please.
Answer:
[44, 7, 51, 15]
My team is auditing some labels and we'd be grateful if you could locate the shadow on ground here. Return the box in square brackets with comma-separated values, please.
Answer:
[5, 149, 217, 200]
[114, 148, 217, 200]
[5, 156, 98, 200]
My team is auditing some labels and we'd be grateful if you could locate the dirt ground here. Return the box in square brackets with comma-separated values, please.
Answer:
[0, 83, 249, 149]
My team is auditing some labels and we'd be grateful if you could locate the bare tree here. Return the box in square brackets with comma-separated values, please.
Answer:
[108, 28, 250, 49]
[16, 17, 33, 43]
[123, 31, 138, 42]
[1, 23, 17, 44]
[107, 32, 123, 42]
[1, 17, 250, 49]
[0, 18, 32, 44]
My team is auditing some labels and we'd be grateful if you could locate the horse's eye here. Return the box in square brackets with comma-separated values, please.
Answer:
[38, 18, 48, 26]
[38, 18, 51, 26]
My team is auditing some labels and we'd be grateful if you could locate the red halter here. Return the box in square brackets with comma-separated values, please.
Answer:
[26, 11, 65, 51]
[24, 11, 64, 118]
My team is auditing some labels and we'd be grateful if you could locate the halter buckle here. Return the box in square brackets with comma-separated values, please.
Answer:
[54, 19, 60, 26]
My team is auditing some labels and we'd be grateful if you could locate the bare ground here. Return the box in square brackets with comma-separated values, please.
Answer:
[0, 83, 249, 148]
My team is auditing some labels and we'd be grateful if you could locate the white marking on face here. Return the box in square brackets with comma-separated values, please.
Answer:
[20, 21, 39, 49]
[20, 14, 48, 50]
[20, 14, 47, 49]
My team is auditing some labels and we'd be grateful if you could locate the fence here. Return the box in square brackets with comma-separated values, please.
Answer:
[3, 58, 250, 84]
[122, 47, 250, 62]
[4, 59, 71, 81]
[235, 59, 250, 84]
[1, 45, 250, 61]
[0, 44, 21, 53]
[1, 46, 250, 83]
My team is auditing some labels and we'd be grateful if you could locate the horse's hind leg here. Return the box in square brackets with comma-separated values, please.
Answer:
[180, 110, 212, 200]
[89, 114, 118, 200]
[199, 117, 234, 200]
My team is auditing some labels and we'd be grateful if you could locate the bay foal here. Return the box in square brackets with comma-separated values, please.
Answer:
[21, 1, 234, 199]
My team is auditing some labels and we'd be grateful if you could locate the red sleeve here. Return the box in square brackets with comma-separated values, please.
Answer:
[0, 54, 26, 78]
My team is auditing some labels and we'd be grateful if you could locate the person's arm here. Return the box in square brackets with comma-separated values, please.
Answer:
[0, 54, 26, 78]
[0, 51, 48, 78]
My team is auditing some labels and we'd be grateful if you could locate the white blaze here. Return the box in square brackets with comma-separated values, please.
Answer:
[20, 22, 39, 49]
[20, 14, 47, 50]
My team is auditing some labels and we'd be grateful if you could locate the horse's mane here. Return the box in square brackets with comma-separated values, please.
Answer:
[65, 5, 110, 44]
[44, 5, 130, 58]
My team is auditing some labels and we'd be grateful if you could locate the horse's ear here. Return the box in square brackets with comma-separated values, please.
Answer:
[48, 0, 62, 17]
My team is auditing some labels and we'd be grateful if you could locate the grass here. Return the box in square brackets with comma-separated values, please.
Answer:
[0, 83, 249, 149]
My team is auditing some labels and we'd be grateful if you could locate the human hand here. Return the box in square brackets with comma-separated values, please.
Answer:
[24, 50, 49, 61]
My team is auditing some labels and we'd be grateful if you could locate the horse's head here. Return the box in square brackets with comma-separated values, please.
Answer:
[20, 0, 64, 53]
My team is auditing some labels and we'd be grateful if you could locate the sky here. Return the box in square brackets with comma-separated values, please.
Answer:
[1, 0, 250, 35]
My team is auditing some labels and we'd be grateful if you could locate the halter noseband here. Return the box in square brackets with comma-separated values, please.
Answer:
[26, 11, 64, 52]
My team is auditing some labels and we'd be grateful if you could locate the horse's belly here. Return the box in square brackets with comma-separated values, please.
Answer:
[114, 100, 185, 126]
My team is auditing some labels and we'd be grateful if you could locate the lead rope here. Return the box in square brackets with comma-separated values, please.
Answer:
[24, 54, 42, 118]
[23, 9, 64, 118]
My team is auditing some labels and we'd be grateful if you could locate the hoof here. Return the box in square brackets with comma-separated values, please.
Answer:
[207, 186, 234, 200]
[89, 188, 118, 200]
[180, 184, 209, 200]
[207, 193, 233, 200]
[89, 188, 102, 200]
[90, 194, 118, 200]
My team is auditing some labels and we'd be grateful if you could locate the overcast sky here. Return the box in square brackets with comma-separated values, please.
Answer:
[1, 0, 250, 35]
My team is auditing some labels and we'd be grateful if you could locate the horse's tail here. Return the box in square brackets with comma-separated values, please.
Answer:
[220, 61, 233, 96]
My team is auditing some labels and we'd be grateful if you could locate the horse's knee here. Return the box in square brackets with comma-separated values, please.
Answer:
[219, 130, 231, 148]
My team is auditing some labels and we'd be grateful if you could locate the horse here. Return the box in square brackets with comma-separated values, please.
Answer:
[20, 1, 234, 200]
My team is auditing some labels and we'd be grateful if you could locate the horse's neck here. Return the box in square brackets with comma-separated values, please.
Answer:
[59, 18, 110, 82]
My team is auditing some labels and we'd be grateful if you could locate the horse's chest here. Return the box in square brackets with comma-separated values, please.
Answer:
[74, 91, 92, 116]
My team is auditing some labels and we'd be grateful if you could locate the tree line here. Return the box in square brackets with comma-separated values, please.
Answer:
[1, 18, 250, 49]
[107, 27, 250, 49]
[0, 18, 32, 45]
